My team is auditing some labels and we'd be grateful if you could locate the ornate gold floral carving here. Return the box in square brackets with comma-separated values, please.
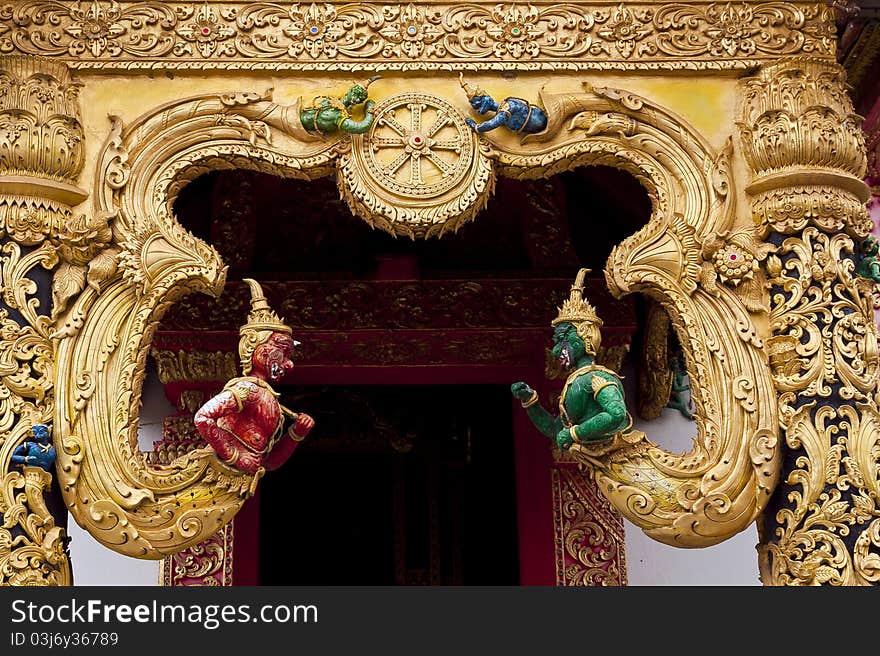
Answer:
[494, 83, 781, 547]
[738, 58, 880, 586]
[0, 56, 73, 587]
[750, 185, 873, 237]
[759, 228, 880, 584]
[0, 2, 835, 71]
[1, 464, 71, 585]
[51, 88, 347, 558]
[125, 78, 781, 549]
[160, 522, 233, 586]
[553, 465, 626, 586]
[700, 230, 774, 312]
[40, 42, 865, 573]
[0, 56, 84, 182]
[152, 349, 238, 385]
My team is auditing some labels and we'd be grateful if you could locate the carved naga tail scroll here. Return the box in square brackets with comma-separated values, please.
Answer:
[52, 90, 341, 558]
[496, 83, 781, 547]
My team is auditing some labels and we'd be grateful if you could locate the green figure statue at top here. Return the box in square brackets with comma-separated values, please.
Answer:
[856, 235, 880, 283]
[299, 76, 380, 137]
[511, 268, 631, 451]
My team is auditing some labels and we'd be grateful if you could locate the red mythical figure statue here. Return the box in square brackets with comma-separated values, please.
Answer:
[194, 278, 315, 475]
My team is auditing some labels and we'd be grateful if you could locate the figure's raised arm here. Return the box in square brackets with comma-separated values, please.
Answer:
[466, 109, 511, 134]
[511, 382, 562, 439]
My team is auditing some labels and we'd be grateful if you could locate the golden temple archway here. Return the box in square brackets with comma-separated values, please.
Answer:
[0, 1, 878, 586]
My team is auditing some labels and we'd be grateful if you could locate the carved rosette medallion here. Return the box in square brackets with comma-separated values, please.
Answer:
[340, 92, 495, 238]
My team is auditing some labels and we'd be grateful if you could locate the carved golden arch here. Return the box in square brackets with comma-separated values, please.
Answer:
[52, 78, 779, 558]
[493, 85, 780, 546]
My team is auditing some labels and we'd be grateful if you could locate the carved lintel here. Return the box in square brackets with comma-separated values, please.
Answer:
[153, 349, 238, 386]
[0, 2, 836, 72]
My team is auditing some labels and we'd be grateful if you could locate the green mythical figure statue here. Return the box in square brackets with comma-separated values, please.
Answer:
[511, 269, 633, 452]
[856, 235, 880, 283]
[666, 351, 695, 420]
[299, 76, 380, 137]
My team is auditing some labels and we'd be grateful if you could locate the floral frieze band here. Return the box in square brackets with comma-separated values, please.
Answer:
[0, 1, 836, 71]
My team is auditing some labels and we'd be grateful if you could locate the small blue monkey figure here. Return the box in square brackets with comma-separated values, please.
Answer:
[12, 423, 56, 471]
[459, 73, 548, 136]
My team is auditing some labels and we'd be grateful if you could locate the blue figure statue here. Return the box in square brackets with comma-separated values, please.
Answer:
[459, 73, 548, 136]
[11, 424, 55, 471]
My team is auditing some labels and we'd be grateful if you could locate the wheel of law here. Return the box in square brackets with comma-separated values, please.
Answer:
[339, 92, 494, 238]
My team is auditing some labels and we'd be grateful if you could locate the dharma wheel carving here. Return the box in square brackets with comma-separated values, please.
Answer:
[340, 92, 495, 238]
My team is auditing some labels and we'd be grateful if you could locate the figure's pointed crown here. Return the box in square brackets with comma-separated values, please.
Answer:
[351, 75, 381, 97]
[459, 72, 488, 99]
[552, 268, 603, 329]
[241, 278, 291, 336]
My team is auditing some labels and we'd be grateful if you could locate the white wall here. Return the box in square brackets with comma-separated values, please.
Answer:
[625, 407, 760, 585]
[66, 362, 171, 586]
[67, 519, 160, 586]
[622, 363, 761, 585]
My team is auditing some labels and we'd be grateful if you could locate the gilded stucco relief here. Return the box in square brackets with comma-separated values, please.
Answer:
[0, 1, 875, 585]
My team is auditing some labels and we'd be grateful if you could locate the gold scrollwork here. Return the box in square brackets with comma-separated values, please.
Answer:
[739, 57, 880, 585]
[495, 83, 780, 547]
[53, 89, 344, 558]
[49, 70, 785, 556]
[0, 55, 74, 587]
[0, 2, 835, 71]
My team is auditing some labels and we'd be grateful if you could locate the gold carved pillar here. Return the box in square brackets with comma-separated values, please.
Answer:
[739, 57, 880, 585]
[0, 56, 84, 585]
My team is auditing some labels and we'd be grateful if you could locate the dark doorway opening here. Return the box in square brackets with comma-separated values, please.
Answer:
[163, 165, 649, 586]
[259, 384, 520, 585]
